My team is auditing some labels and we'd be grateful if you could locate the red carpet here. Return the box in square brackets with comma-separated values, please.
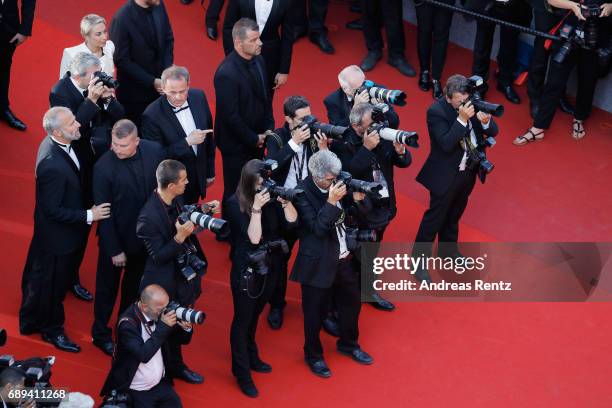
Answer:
[1, 1, 611, 406]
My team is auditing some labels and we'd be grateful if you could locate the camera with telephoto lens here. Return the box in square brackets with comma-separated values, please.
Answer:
[101, 390, 131, 408]
[300, 115, 349, 140]
[369, 105, 419, 148]
[0, 355, 60, 407]
[178, 204, 229, 238]
[94, 71, 119, 89]
[554, 1, 606, 64]
[463, 75, 504, 117]
[175, 242, 207, 281]
[335, 171, 383, 198]
[163, 301, 206, 325]
[247, 239, 289, 276]
[355, 80, 407, 106]
[345, 228, 378, 251]
[260, 178, 304, 202]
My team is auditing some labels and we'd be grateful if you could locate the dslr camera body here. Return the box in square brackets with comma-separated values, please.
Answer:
[247, 239, 290, 276]
[175, 241, 207, 282]
[336, 171, 384, 198]
[163, 301, 206, 325]
[178, 204, 229, 238]
[94, 71, 119, 89]
[463, 75, 504, 117]
[345, 228, 378, 251]
[300, 115, 349, 140]
[258, 159, 305, 202]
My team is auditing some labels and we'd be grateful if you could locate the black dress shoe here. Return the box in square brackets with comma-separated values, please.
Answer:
[360, 50, 382, 72]
[559, 97, 575, 115]
[1, 109, 27, 131]
[309, 34, 335, 54]
[497, 84, 521, 104]
[174, 367, 204, 384]
[267, 308, 283, 330]
[71, 283, 93, 302]
[293, 27, 308, 41]
[206, 26, 218, 40]
[180, 0, 194, 3]
[388, 57, 416, 77]
[322, 316, 340, 338]
[346, 18, 364, 30]
[42, 333, 81, 353]
[338, 348, 373, 365]
[93, 339, 114, 356]
[419, 71, 431, 92]
[414, 267, 432, 284]
[369, 292, 395, 311]
[250, 359, 272, 373]
[432, 79, 443, 99]
[307, 359, 331, 378]
[237, 378, 259, 398]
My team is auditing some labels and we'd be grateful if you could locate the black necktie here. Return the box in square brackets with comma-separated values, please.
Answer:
[82, 90, 88, 99]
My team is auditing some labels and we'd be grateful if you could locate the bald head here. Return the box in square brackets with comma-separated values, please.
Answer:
[141, 284, 168, 305]
[338, 65, 365, 97]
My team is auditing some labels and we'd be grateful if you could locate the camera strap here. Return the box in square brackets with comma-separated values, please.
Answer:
[544, 5, 579, 50]
[292, 145, 308, 182]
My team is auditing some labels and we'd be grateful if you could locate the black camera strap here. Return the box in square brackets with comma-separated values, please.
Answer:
[292, 145, 308, 182]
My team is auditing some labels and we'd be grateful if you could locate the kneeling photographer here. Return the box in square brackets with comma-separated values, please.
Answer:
[0, 367, 35, 408]
[101, 284, 193, 408]
[137, 160, 221, 386]
[413, 74, 498, 282]
[225, 159, 298, 397]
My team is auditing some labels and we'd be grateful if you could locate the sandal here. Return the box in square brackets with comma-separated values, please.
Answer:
[513, 128, 544, 146]
[572, 119, 585, 140]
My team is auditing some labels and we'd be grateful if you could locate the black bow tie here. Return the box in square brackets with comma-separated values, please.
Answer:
[145, 320, 155, 327]
[173, 105, 189, 114]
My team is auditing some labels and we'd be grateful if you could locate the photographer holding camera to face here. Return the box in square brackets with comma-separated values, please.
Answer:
[413, 74, 499, 282]
[224, 159, 298, 397]
[137, 160, 220, 386]
[0, 368, 35, 408]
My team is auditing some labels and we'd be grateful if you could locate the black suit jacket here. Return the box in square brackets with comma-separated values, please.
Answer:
[416, 98, 499, 197]
[0, 0, 35, 37]
[32, 137, 90, 255]
[324, 87, 400, 130]
[214, 50, 274, 158]
[100, 304, 191, 396]
[264, 124, 318, 185]
[141, 90, 215, 202]
[222, 0, 294, 85]
[93, 140, 165, 257]
[110, 0, 174, 103]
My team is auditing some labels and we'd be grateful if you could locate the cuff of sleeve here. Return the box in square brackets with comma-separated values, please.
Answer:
[457, 117, 468, 127]
[481, 120, 490, 129]
[288, 139, 300, 152]
[87, 210, 93, 224]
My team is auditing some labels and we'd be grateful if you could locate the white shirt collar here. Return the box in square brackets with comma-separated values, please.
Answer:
[168, 99, 188, 111]
[70, 77, 87, 95]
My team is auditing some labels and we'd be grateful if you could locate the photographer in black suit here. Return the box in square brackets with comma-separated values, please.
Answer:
[291, 150, 373, 379]
[19, 107, 110, 352]
[214, 18, 274, 217]
[101, 284, 190, 408]
[50, 52, 125, 303]
[0, 0, 35, 131]
[137, 160, 219, 384]
[91, 120, 165, 356]
[413, 75, 498, 281]
[0, 368, 35, 408]
[142, 65, 215, 205]
[110, 0, 174, 126]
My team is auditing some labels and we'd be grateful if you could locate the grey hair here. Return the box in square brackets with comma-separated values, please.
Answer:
[349, 103, 373, 126]
[445, 74, 469, 98]
[58, 392, 95, 408]
[338, 65, 364, 89]
[161, 65, 190, 86]
[43, 106, 72, 135]
[308, 150, 342, 179]
[232, 17, 259, 42]
[70, 52, 101, 77]
[80, 14, 106, 38]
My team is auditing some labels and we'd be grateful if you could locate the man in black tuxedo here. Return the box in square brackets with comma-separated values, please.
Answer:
[413, 75, 498, 281]
[50, 52, 125, 302]
[214, 17, 274, 216]
[110, 0, 174, 127]
[101, 284, 189, 408]
[291, 150, 373, 378]
[222, 0, 295, 98]
[91, 119, 166, 357]
[142, 65, 215, 205]
[0, 0, 35, 131]
[137, 160, 218, 384]
[19, 107, 111, 353]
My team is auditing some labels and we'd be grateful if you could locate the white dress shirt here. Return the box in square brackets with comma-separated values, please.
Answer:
[170, 100, 198, 155]
[130, 315, 165, 391]
[59, 41, 115, 79]
[317, 185, 349, 259]
[284, 140, 309, 189]
[456, 117, 489, 171]
[255, 0, 274, 33]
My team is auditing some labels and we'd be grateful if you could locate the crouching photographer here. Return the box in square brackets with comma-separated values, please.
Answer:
[225, 159, 298, 397]
[137, 160, 222, 386]
[100, 284, 195, 408]
[0, 356, 44, 408]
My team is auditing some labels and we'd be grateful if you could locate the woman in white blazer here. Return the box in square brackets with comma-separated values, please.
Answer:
[59, 14, 115, 79]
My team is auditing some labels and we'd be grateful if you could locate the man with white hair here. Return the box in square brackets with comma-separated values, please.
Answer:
[19, 107, 111, 352]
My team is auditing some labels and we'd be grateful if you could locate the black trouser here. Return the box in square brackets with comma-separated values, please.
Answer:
[268, 229, 297, 310]
[129, 381, 182, 408]
[358, 225, 387, 302]
[92, 249, 146, 343]
[415, 0, 454, 80]
[205, 0, 225, 27]
[527, 10, 563, 104]
[471, 2, 532, 86]
[19, 242, 81, 337]
[0, 33, 17, 110]
[230, 259, 279, 381]
[414, 170, 477, 257]
[301, 258, 361, 362]
[361, 0, 405, 58]
[71, 229, 90, 287]
[533, 46, 599, 128]
[293, 0, 329, 35]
